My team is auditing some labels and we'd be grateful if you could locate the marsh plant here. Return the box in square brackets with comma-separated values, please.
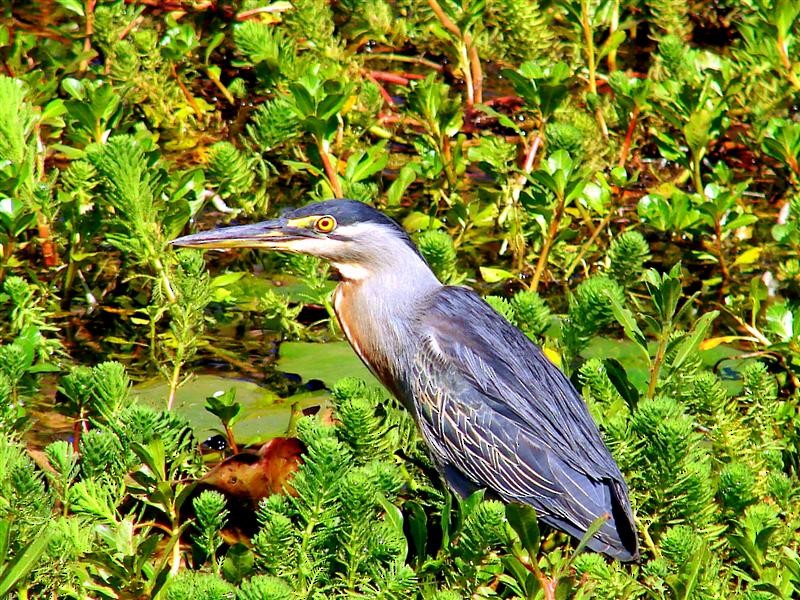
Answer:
[0, 0, 799, 597]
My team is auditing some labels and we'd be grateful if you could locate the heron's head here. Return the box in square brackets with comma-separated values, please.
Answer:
[171, 199, 426, 281]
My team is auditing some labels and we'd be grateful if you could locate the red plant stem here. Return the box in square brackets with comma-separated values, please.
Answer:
[369, 71, 412, 85]
[72, 415, 89, 453]
[37, 216, 57, 267]
[367, 74, 395, 105]
[224, 424, 239, 454]
[398, 72, 426, 80]
[618, 105, 639, 168]
[426, 0, 482, 107]
[318, 140, 343, 197]
[519, 558, 557, 600]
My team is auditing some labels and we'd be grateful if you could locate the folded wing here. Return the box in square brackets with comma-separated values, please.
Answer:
[410, 286, 639, 561]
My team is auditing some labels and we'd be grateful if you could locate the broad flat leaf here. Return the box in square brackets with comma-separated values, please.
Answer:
[387, 164, 418, 206]
[670, 311, 719, 372]
[0, 523, 53, 597]
[506, 503, 540, 556]
[135, 374, 317, 445]
[732, 247, 762, 267]
[684, 109, 713, 155]
[479, 266, 515, 282]
[604, 290, 648, 356]
[405, 500, 428, 564]
[222, 544, 254, 584]
[603, 358, 639, 410]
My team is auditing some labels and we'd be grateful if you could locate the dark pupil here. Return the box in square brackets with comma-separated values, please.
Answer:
[319, 219, 331, 229]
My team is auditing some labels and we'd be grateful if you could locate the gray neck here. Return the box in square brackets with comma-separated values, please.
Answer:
[332, 240, 442, 307]
[332, 244, 441, 393]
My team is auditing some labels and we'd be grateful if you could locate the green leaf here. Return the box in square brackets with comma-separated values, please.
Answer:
[289, 84, 315, 116]
[405, 500, 428, 565]
[603, 358, 640, 410]
[605, 290, 648, 356]
[205, 387, 241, 426]
[54, 0, 85, 15]
[773, 0, 800, 38]
[344, 141, 388, 182]
[731, 246, 761, 266]
[684, 109, 713, 155]
[222, 543, 255, 584]
[506, 502, 540, 556]
[0, 520, 8, 563]
[652, 130, 686, 164]
[386, 164, 418, 206]
[480, 266, 515, 282]
[670, 311, 718, 372]
[598, 30, 626, 60]
[0, 523, 53, 597]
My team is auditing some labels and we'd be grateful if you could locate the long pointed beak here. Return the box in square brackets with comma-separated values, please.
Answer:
[171, 219, 310, 250]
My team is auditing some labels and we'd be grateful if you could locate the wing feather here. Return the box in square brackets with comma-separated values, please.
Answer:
[409, 286, 639, 561]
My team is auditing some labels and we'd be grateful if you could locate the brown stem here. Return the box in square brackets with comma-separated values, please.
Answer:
[170, 63, 203, 118]
[618, 105, 640, 168]
[224, 424, 239, 454]
[426, 0, 481, 107]
[35, 215, 56, 267]
[466, 36, 483, 105]
[518, 556, 557, 600]
[531, 192, 567, 291]
[564, 211, 613, 279]
[135, 521, 175, 536]
[426, 0, 460, 37]
[118, 13, 140, 41]
[72, 420, 83, 453]
[318, 139, 343, 197]
[786, 154, 800, 183]
[361, 53, 445, 72]
[580, 0, 608, 138]
[79, 0, 97, 72]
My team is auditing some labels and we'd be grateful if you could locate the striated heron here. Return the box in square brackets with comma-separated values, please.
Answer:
[172, 199, 639, 561]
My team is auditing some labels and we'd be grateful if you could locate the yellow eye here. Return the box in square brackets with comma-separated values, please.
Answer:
[315, 215, 337, 233]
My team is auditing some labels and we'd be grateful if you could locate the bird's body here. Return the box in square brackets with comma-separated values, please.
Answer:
[173, 199, 639, 561]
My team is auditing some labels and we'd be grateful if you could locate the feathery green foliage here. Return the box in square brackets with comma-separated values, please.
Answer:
[417, 229, 461, 284]
[2, 1, 800, 596]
